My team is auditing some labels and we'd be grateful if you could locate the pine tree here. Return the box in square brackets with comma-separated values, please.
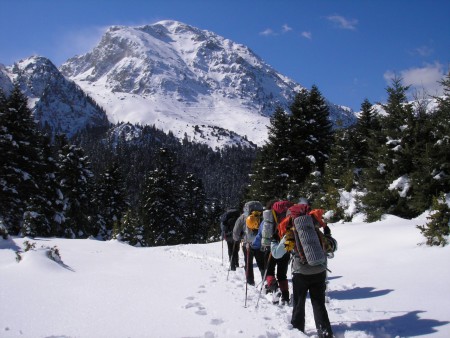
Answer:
[361, 77, 417, 220]
[264, 107, 292, 198]
[116, 209, 144, 246]
[353, 99, 381, 170]
[429, 71, 450, 195]
[0, 84, 50, 234]
[93, 162, 129, 240]
[287, 89, 313, 195]
[288, 86, 333, 199]
[139, 148, 181, 246]
[408, 94, 438, 214]
[25, 132, 64, 237]
[417, 193, 450, 246]
[246, 87, 334, 203]
[321, 128, 355, 220]
[246, 103, 296, 202]
[180, 172, 207, 243]
[56, 135, 95, 238]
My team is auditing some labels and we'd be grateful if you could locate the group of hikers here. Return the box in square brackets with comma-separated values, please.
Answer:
[220, 198, 337, 338]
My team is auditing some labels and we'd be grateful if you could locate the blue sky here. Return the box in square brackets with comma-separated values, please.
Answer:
[1, 0, 448, 111]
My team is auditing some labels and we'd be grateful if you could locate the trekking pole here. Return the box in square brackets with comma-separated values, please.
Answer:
[227, 241, 237, 281]
[244, 243, 250, 308]
[221, 238, 224, 266]
[256, 252, 272, 309]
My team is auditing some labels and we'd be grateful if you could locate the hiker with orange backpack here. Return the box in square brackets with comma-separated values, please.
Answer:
[232, 201, 265, 286]
[271, 198, 335, 338]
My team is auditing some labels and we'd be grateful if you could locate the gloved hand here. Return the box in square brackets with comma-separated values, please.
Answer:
[284, 227, 295, 251]
[284, 238, 295, 251]
[324, 225, 331, 235]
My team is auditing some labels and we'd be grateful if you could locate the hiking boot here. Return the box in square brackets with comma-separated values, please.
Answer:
[281, 291, 290, 303]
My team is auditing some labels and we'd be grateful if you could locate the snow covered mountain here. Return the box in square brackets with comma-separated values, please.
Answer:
[60, 20, 356, 147]
[1, 21, 356, 148]
[1, 56, 109, 138]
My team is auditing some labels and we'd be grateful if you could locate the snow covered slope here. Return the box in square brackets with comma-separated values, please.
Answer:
[1, 213, 449, 337]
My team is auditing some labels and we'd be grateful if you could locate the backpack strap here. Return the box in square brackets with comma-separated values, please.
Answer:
[272, 209, 278, 225]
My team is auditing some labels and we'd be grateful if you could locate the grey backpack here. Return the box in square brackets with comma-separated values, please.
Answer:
[261, 209, 275, 247]
[293, 215, 326, 266]
[243, 201, 263, 217]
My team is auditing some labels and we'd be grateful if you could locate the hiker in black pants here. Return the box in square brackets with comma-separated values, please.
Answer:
[261, 200, 293, 304]
[271, 201, 333, 338]
[220, 209, 240, 270]
[233, 209, 265, 285]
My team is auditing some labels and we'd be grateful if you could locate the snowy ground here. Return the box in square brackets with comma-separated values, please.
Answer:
[1, 213, 449, 338]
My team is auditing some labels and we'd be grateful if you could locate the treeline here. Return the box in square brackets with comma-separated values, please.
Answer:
[246, 76, 450, 246]
[1, 73, 449, 247]
[0, 84, 255, 245]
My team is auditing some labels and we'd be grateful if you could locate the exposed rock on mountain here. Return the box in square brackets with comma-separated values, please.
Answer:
[2, 56, 109, 138]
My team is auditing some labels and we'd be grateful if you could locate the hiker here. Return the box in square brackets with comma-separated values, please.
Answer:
[220, 208, 241, 270]
[257, 199, 293, 305]
[271, 198, 334, 337]
[233, 201, 265, 286]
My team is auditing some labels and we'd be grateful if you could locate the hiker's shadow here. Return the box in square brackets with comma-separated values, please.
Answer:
[333, 310, 450, 337]
[328, 286, 393, 300]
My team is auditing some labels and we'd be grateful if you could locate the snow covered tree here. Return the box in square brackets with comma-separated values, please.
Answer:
[417, 193, 450, 246]
[428, 71, 450, 195]
[247, 87, 333, 203]
[287, 86, 333, 198]
[56, 135, 95, 238]
[92, 162, 129, 240]
[320, 128, 355, 221]
[0, 84, 54, 234]
[139, 148, 181, 246]
[361, 77, 417, 220]
[115, 208, 144, 246]
[353, 99, 381, 170]
[180, 172, 207, 243]
[246, 112, 292, 201]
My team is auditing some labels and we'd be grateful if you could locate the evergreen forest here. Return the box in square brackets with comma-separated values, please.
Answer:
[1, 73, 449, 247]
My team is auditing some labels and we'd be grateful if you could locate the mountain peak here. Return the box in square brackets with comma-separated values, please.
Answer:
[59, 21, 321, 146]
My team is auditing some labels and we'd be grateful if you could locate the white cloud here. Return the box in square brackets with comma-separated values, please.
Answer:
[327, 15, 358, 30]
[259, 28, 276, 36]
[282, 24, 292, 33]
[301, 31, 312, 40]
[413, 45, 434, 57]
[384, 62, 445, 96]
